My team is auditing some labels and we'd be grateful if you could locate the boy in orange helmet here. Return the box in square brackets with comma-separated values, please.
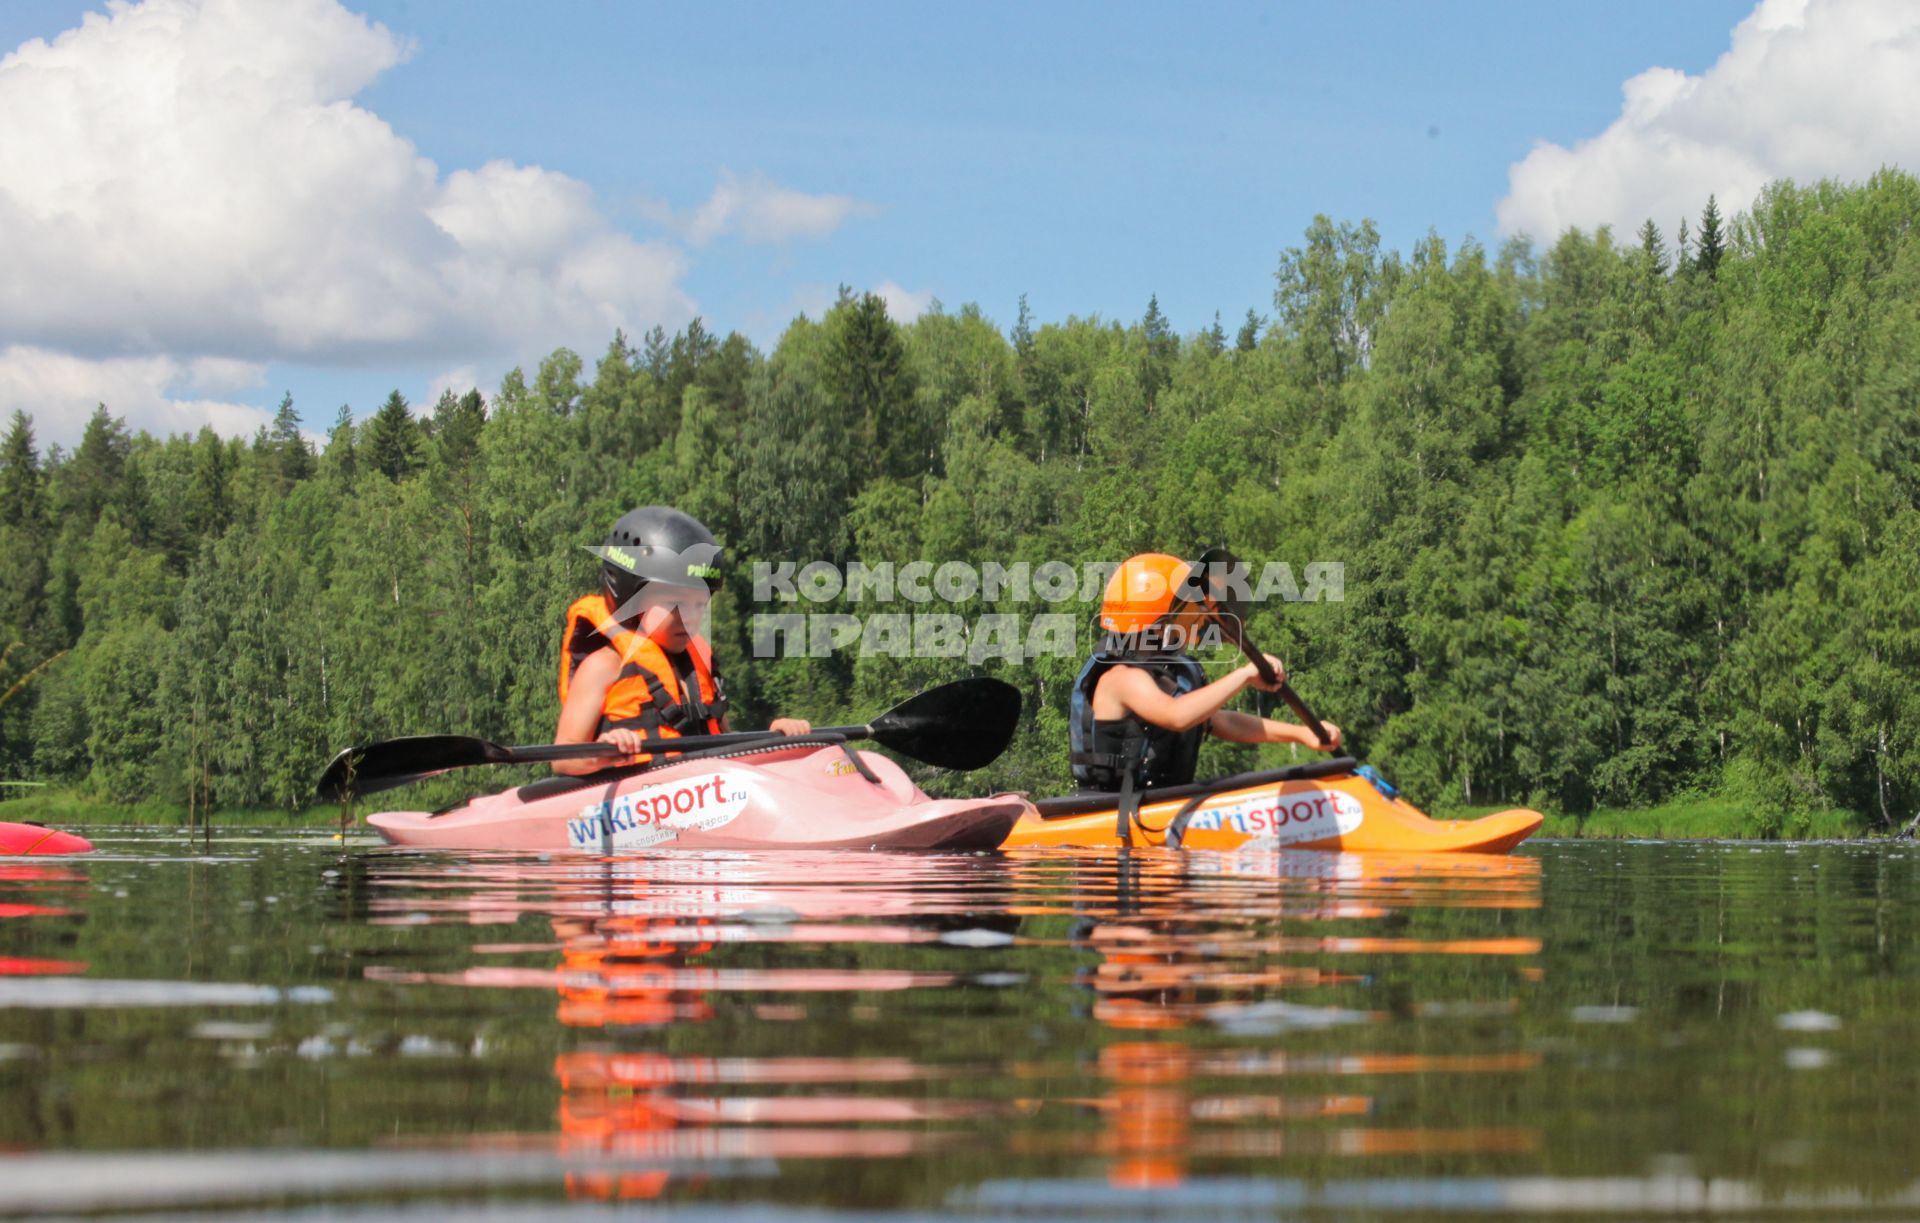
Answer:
[1069, 553, 1341, 794]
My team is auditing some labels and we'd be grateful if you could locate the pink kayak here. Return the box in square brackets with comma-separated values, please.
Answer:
[367, 743, 1030, 852]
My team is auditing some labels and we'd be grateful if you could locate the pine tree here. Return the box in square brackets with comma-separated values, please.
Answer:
[1140, 293, 1178, 399]
[323, 405, 357, 484]
[0, 412, 48, 664]
[1236, 308, 1264, 352]
[1695, 195, 1725, 278]
[269, 392, 312, 484]
[673, 317, 717, 379]
[1011, 293, 1034, 356]
[583, 330, 657, 463]
[1204, 311, 1227, 353]
[1636, 219, 1669, 276]
[431, 387, 486, 472]
[641, 325, 671, 383]
[1142, 293, 1175, 356]
[62, 405, 133, 525]
[824, 292, 922, 482]
[0, 411, 43, 529]
[188, 428, 232, 539]
[363, 391, 421, 481]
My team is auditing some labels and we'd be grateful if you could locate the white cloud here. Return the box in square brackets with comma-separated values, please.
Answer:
[185, 357, 269, 395]
[873, 281, 935, 323]
[1496, 0, 1920, 241]
[0, 0, 694, 440]
[0, 346, 273, 444]
[647, 169, 876, 246]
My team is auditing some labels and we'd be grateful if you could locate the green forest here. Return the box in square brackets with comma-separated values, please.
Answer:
[3, 172, 1918, 834]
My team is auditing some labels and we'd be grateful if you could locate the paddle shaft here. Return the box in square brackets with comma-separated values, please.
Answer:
[1215, 613, 1332, 747]
[495, 725, 871, 765]
[317, 675, 1022, 802]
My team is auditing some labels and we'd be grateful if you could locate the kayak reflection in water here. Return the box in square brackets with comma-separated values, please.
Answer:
[554, 507, 810, 775]
[1058, 851, 1543, 1189]
[1070, 552, 1342, 796]
[551, 904, 715, 1202]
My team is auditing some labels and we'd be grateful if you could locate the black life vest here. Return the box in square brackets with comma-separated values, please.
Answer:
[1068, 652, 1208, 792]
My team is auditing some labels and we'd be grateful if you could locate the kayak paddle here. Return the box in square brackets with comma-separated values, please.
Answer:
[316, 676, 1022, 802]
[1219, 615, 1334, 746]
[1192, 545, 1334, 747]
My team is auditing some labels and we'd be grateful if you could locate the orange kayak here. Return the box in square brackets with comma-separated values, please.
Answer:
[1006, 759, 1542, 854]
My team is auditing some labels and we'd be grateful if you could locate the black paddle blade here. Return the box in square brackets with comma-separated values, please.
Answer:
[1192, 544, 1251, 628]
[314, 735, 507, 802]
[868, 677, 1022, 771]
[1195, 544, 1277, 678]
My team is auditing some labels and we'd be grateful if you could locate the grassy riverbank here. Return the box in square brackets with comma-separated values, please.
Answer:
[0, 788, 340, 830]
[1438, 796, 1863, 840]
[0, 771, 527, 830]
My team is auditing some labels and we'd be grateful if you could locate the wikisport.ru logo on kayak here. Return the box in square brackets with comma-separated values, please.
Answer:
[745, 558, 1343, 662]
[1182, 787, 1367, 843]
[567, 774, 752, 850]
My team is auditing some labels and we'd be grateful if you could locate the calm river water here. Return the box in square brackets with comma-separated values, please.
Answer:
[3, 833, 1917, 1218]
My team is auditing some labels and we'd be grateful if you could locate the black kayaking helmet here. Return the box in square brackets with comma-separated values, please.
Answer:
[597, 507, 725, 619]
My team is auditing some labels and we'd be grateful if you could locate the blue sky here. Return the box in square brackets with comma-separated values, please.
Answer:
[345, 0, 1751, 334]
[7, 0, 1911, 443]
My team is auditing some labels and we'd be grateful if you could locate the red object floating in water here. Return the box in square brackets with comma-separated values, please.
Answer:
[0, 956, 88, 975]
[0, 822, 94, 856]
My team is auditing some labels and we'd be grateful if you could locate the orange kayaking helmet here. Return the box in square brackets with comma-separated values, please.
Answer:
[1099, 553, 1205, 634]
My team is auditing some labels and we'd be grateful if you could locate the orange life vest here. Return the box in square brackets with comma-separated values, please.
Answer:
[558, 593, 728, 742]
